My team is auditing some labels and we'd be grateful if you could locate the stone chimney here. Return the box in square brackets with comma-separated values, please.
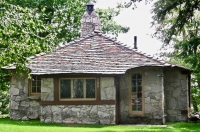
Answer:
[80, 1, 102, 37]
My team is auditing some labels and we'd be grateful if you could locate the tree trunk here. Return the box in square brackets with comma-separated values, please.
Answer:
[193, 103, 199, 112]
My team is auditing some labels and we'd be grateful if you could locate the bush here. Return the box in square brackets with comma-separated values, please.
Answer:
[0, 70, 10, 117]
[0, 90, 9, 117]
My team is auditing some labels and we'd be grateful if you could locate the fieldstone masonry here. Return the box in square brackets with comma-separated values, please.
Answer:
[120, 67, 188, 124]
[9, 67, 188, 124]
[40, 77, 116, 124]
[10, 73, 40, 120]
[164, 69, 188, 121]
[41, 78, 54, 101]
[100, 77, 116, 100]
[40, 105, 115, 124]
[80, 10, 101, 37]
[120, 67, 165, 124]
[9, 75, 116, 124]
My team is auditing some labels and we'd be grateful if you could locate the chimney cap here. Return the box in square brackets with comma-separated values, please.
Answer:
[86, 1, 94, 6]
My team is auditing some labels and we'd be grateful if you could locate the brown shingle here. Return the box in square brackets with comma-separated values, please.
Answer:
[2, 32, 190, 74]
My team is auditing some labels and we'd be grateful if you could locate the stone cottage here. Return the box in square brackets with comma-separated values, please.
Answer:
[2, 2, 191, 124]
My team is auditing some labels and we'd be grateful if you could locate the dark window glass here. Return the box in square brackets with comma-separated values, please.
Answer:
[132, 74, 136, 79]
[73, 79, 83, 98]
[138, 105, 142, 111]
[132, 86, 136, 92]
[32, 76, 36, 80]
[138, 86, 142, 92]
[32, 87, 36, 93]
[32, 81, 36, 86]
[86, 79, 95, 98]
[138, 92, 142, 98]
[132, 80, 136, 86]
[137, 80, 142, 86]
[60, 79, 71, 98]
[38, 87, 41, 92]
[137, 73, 142, 79]
[37, 81, 41, 87]
[132, 105, 137, 111]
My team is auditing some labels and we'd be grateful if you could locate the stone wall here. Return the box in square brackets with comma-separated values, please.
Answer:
[10, 73, 40, 120]
[40, 105, 115, 124]
[164, 68, 188, 121]
[9, 75, 116, 124]
[120, 67, 165, 124]
[40, 77, 116, 124]
[41, 78, 54, 101]
[80, 10, 101, 37]
[9, 68, 189, 124]
[100, 77, 115, 100]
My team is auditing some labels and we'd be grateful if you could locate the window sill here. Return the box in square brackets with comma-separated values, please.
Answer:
[59, 99, 96, 101]
[28, 96, 41, 100]
[128, 114, 145, 118]
[40, 100, 116, 105]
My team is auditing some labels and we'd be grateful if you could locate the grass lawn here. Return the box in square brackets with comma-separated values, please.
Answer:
[0, 118, 200, 132]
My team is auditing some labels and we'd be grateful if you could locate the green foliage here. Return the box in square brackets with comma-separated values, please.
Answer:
[191, 104, 200, 113]
[96, 8, 129, 37]
[120, 0, 152, 9]
[151, 0, 200, 45]
[0, 0, 57, 72]
[0, 90, 9, 116]
[0, 71, 9, 91]
[0, 71, 9, 116]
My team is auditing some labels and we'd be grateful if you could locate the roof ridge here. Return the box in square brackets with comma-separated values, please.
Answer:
[98, 32, 168, 65]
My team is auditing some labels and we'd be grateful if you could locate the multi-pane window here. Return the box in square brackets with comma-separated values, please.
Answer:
[31, 75, 41, 95]
[130, 73, 143, 114]
[60, 78, 96, 100]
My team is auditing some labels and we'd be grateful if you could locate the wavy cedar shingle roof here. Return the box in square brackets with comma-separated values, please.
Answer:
[3, 32, 190, 74]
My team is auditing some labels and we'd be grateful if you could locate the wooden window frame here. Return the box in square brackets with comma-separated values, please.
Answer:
[40, 75, 116, 105]
[29, 75, 41, 96]
[59, 78, 96, 101]
[129, 71, 144, 115]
